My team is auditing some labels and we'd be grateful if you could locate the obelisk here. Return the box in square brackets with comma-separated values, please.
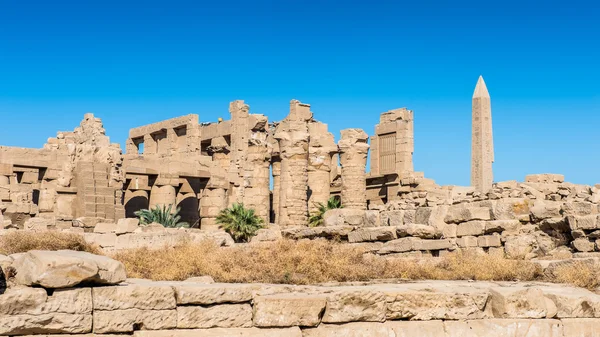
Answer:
[471, 76, 494, 193]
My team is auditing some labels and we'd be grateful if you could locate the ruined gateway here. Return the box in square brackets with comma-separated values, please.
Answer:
[2, 77, 600, 259]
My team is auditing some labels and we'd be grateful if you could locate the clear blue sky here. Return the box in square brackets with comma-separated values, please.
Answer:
[1, 0, 598, 186]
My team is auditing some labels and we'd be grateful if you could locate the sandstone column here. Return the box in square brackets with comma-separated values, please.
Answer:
[242, 114, 271, 223]
[227, 100, 249, 206]
[274, 100, 312, 226]
[307, 122, 337, 213]
[339, 129, 370, 210]
[199, 179, 227, 231]
[271, 158, 281, 223]
[149, 185, 176, 210]
[471, 76, 494, 193]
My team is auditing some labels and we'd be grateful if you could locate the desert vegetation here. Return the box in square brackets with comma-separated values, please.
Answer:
[0, 231, 101, 255]
[135, 204, 189, 228]
[215, 203, 263, 242]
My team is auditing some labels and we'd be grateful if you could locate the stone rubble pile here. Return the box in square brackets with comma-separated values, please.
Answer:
[0, 250, 600, 336]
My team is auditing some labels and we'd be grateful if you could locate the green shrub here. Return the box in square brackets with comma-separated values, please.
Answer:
[215, 203, 264, 242]
[134, 204, 189, 228]
[308, 196, 343, 227]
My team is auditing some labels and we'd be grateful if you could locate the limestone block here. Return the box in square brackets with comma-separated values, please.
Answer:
[84, 233, 117, 247]
[364, 210, 381, 227]
[378, 237, 419, 254]
[412, 239, 453, 251]
[396, 224, 441, 239]
[414, 206, 448, 230]
[250, 227, 282, 243]
[322, 289, 386, 323]
[530, 200, 562, 221]
[567, 214, 599, 230]
[323, 208, 367, 227]
[504, 235, 537, 259]
[477, 235, 501, 247]
[562, 201, 598, 216]
[133, 328, 303, 337]
[456, 221, 486, 237]
[489, 287, 555, 318]
[381, 210, 404, 226]
[444, 319, 563, 337]
[562, 318, 600, 336]
[93, 284, 176, 310]
[0, 313, 92, 335]
[348, 227, 396, 243]
[116, 217, 140, 234]
[13, 250, 126, 288]
[542, 286, 600, 318]
[94, 222, 117, 233]
[304, 321, 445, 337]
[281, 226, 354, 240]
[385, 289, 489, 320]
[174, 283, 257, 305]
[445, 206, 491, 223]
[572, 238, 595, 252]
[23, 217, 52, 231]
[0, 287, 91, 315]
[253, 294, 327, 327]
[93, 309, 177, 333]
[484, 220, 520, 234]
[177, 304, 252, 328]
[457, 236, 479, 248]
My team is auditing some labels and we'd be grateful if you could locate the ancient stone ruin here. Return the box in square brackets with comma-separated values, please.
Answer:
[2, 77, 600, 259]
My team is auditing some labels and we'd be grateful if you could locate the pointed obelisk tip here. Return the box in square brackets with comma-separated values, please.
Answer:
[473, 75, 490, 98]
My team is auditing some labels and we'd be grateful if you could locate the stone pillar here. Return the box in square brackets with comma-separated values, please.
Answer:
[339, 129, 370, 210]
[271, 158, 281, 223]
[208, 136, 230, 171]
[243, 114, 270, 223]
[307, 122, 337, 213]
[149, 185, 176, 210]
[471, 76, 494, 193]
[274, 100, 312, 226]
[200, 182, 227, 231]
[228, 100, 250, 205]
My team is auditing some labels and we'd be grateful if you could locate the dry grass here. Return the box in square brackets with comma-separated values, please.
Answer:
[112, 239, 544, 285]
[0, 231, 101, 255]
[552, 261, 600, 289]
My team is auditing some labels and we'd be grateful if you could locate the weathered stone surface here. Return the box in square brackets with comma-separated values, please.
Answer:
[445, 206, 491, 223]
[413, 239, 453, 251]
[93, 284, 176, 310]
[378, 237, 418, 254]
[94, 222, 117, 233]
[184, 276, 215, 284]
[444, 319, 563, 337]
[304, 321, 445, 337]
[93, 309, 177, 333]
[567, 214, 599, 230]
[489, 287, 554, 318]
[542, 286, 600, 318]
[133, 328, 302, 337]
[396, 224, 441, 239]
[477, 235, 501, 247]
[562, 318, 600, 337]
[348, 227, 396, 243]
[572, 238, 595, 252]
[0, 287, 91, 315]
[0, 313, 92, 335]
[250, 227, 282, 243]
[253, 294, 326, 327]
[177, 304, 252, 328]
[484, 220, 520, 234]
[504, 235, 537, 259]
[116, 218, 140, 234]
[281, 226, 354, 240]
[385, 288, 489, 320]
[322, 289, 386, 323]
[530, 200, 562, 221]
[457, 221, 486, 237]
[13, 250, 126, 288]
[174, 283, 257, 305]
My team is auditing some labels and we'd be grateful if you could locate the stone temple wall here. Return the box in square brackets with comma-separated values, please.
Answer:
[1, 250, 599, 337]
[0, 114, 125, 229]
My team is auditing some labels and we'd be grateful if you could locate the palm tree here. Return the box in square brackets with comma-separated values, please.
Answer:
[308, 196, 342, 227]
[134, 204, 189, 228]
[215, 203, 264, 242]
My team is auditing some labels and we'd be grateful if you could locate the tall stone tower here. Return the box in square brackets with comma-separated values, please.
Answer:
[471, 76, 494, 193]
